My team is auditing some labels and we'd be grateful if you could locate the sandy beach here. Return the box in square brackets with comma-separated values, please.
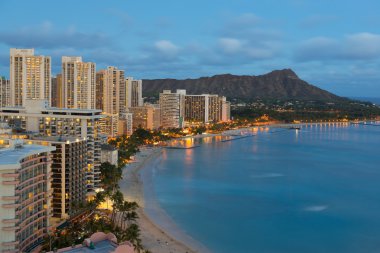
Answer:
[119, 147, 200, 253]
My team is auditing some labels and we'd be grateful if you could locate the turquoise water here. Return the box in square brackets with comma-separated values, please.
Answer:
[144, 123, 380, 253]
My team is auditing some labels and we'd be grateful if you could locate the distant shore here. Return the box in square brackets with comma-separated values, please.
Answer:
[119, 147, 205, 253]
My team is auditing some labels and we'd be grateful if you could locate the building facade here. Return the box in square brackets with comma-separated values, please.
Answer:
[126, 77, 143, 108]
[51, 74, 63, 108]
[0, 76, 10, 107]
[159, 90, 186, 129]
[27, 136, 87, 221]
[0, 99, 103, 193]
[10, 48, 51, 107]
[0, 139, 55, 253]
[100, 144, 118, 166]
[62, 56, 96, 110]
[118, 113, 133, 136]
[96, 67, 126, 115]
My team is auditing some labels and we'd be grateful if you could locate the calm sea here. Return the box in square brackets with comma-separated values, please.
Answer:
[142, 123, 380, 253]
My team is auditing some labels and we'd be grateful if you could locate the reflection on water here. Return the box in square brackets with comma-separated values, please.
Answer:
[151, 123, 380, 253]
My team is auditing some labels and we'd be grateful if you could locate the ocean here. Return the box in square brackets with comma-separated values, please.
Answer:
[142, 123, 380, 253]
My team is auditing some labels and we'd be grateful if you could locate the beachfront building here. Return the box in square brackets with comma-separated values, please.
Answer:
[10, 48, 51, 107]
[126, 77, 143, 108]
[0, 76, 10, 107]
[0, 139, 55, 253]
[62, 56, 96, 110]
[159, 90, 186, 129]
[184, 94, 230, 125]
[0, 99, 103, 193]
[101, 144, 118, 166]
[26, 136, 88, 222]
[220, 96, 231, 122]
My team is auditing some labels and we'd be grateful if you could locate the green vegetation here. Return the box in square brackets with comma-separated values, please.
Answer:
[232, 99, 380, 123]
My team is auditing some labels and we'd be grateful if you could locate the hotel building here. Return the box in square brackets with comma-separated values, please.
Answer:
[51, 74, 63, 108]
[26, 136, 87, 221]
[0, 139, 55, 253]
[0, 76, 10, 107]
[184, 94, 230, 125]
[9, 48, 51, 107]
[159, 90, 186, 128]
[62, 56, 96, 110]
[126, 77, 143, 108]
[99, 113, 119, 138]
[96, 67, 126, 115]
[0, 99, 103, 193]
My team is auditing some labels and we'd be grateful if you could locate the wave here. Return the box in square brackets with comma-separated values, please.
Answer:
[250, 173, 284, 178]
[304, 205, 328, 212]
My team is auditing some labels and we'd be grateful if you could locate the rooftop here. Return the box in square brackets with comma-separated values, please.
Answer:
[0, 142, 55, 167]
[101, 144, 117, 151]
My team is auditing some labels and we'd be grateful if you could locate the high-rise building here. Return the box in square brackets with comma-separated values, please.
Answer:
[184, 94, 228, 124]
[0, 76, 10, 107]
[159, 90, 186, 128]
[126, 77, 143, 108]
[220, 96, 231, 122]
[96, 67, 126, 115]
[0, 139, 55, 253]
[26, 136, 87, 221]
[51, 74, 63, 108]
[62, 56, 96, 110]
[9, 48, 51, 107]
[0, 99, 103, 193]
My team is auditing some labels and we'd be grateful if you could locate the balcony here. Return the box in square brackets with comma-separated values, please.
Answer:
[1, 240, 18, 247]
[1, 173, 19, 178]
[2, 226, 19, 231]
[1, 196, 19, 201]
[2, 180, 19, 185]
[2, 203, 20, 208]
[2, 219, 19, 224]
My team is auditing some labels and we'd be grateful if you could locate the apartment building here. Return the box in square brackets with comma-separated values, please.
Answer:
[10, 48, 51, 107]
[0, 139, 55, 253]
[62, 56, 96, 110]
[0, 76, 10, 107]
[126, 77, 143, 108]
[26, 136, 87, 221]
[159, 90, 186, 128]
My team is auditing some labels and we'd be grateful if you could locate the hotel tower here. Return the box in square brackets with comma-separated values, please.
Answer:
[61, 56, 96, 110]
[9, 48, 51, 107]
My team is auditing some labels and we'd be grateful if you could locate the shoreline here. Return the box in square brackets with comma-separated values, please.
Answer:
[119, 147, 205, 253]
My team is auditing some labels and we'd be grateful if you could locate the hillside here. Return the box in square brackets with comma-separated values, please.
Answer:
[142, 69, 342, 101]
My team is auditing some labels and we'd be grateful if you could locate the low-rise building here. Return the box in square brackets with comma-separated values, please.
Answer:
[101, 144, 118, 166]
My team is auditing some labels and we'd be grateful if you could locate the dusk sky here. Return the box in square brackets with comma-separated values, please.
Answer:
[1, 0, 380, 97]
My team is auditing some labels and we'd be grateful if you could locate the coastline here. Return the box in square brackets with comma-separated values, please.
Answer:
[119, 147, 206, 253]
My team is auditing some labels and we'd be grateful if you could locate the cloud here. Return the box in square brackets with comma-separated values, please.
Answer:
[154, 40, 179, 56]
[0, 22, 110, 50]
[295, 33, 380, 62]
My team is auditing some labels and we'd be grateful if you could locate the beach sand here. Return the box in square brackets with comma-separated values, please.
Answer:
[119, 147, 199, 253]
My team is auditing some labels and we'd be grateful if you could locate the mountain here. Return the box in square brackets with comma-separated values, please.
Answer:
[142, 69, 342, 101]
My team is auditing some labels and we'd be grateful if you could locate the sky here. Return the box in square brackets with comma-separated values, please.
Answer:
[0, 0, 380, 97]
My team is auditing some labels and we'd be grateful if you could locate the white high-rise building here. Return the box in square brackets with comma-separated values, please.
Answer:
[159, 90, 186, 128]
[62, 56, 96, 109]
[126, 77, 143, 108]
[9, 48, 51, 107]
